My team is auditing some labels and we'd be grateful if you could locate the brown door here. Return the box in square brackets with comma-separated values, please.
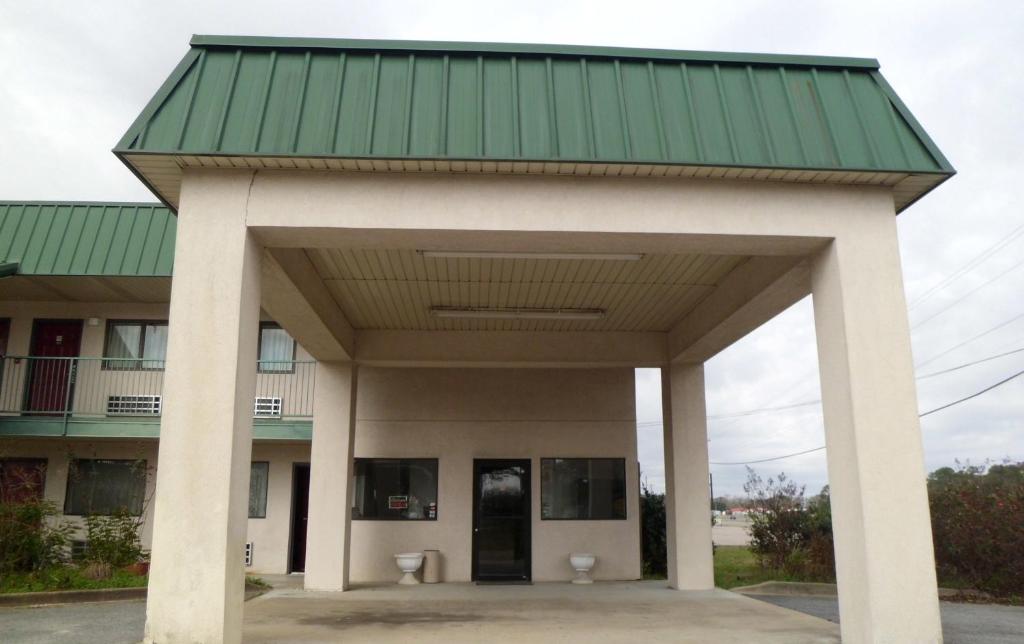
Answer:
[26, 320, 83, 414]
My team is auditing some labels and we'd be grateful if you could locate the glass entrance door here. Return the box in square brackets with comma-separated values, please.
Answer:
[472, 459, 531, 582]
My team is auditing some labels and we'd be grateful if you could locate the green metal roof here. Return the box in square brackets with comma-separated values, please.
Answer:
[0, 202, 175, 276]
[116, 36, 953, 211]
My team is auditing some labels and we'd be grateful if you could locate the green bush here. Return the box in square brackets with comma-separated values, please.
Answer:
[0, 500, 74, 574]
[640, 482, 667, 578]
[928, 462, 1024, 597]
[744, 469, 834, 581]
[84, 509, 145, 568]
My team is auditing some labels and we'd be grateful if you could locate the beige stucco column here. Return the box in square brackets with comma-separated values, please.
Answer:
[144, 170, 261, 644]
[304, 361, 358, 590]
[811, 212, 942, 643]
[662, 363, 714, 590]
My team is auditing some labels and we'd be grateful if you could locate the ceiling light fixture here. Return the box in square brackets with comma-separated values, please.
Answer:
[418, 250, 644, 261]
[430, 307, 606, 321]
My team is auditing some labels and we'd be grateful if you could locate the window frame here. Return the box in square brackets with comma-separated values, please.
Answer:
[351, 457, 440, 522]
[257, 322, 296, 374]
[539, 457, 628, 521]
[248, 461, 270, 519]
[63, 458, 148, 517]
[101, 320, 168, 371]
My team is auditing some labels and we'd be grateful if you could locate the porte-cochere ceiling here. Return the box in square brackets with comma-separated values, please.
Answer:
[304, 248, 748, 332]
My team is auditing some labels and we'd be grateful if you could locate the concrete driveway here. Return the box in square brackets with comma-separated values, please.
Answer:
[1, 582, 1022, 643]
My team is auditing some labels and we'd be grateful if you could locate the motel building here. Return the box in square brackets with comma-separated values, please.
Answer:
[0, 36, 953, 643]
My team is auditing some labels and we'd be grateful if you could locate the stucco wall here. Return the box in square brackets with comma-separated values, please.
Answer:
[2, 365, 640, 582]
[348, 366, 641, 583]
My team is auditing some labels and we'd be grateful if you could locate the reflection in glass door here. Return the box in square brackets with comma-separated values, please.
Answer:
[472, 459, 531, 582]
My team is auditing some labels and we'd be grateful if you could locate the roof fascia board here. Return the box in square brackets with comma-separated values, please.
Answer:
[0, 201, 163, 207]
[119, 149, 952, 178]
[188, 34, 880, 70]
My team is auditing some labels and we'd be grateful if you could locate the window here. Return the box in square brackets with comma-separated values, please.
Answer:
[249, 462, 269, 518]
[352, 459, 438, 520]
[0, 458, 47, 504]
[541, 458, 626, 520]
[258, 323, 295, 373]
[103, 321, 167, 370]
[64, 459, 146, 516]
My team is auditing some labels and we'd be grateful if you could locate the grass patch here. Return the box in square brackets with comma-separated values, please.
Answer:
[713, 546, 807, 589]
[0, 567, 148, 594]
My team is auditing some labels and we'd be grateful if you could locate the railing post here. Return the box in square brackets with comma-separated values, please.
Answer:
[62, 357, 77, 436]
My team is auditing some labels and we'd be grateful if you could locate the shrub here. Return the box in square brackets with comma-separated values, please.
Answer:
[84, 509, 145, 568]
[744, 469, 834, 581]
[0, 500, 74, 574]
[928, 461, 1024, 597]
[640, 482, 667, 578]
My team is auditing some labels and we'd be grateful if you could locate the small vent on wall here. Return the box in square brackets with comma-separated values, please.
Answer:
[253, 396, 282, 419]
[245, 542, 253, 567]
[107, 394, 162, 416]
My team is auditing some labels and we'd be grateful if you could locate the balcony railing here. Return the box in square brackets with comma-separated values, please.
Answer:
[0, 356, 315, 420]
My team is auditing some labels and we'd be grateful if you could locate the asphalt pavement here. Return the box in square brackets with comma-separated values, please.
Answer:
[754, 595, 1024, 644]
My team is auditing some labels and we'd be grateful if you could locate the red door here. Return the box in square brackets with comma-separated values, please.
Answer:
[27, 320, 83, 414]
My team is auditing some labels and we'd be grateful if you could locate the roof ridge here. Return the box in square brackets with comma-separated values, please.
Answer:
[188, 35, 881, 70]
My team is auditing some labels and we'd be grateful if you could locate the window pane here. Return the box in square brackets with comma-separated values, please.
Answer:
[104, 324, 141, 369]
[249, 462, 269, 518]
[352, 459, 438, 520]
[0, 459, 47, 504]
[541, 458, 626, 520]
[65, 459, 146, 515]
[258, 326, 294, 373]
[142, 324, 168, 368]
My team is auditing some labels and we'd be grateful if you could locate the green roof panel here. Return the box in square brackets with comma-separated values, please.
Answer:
[116, 36, 954, 211]
[0, 202, 175, 277]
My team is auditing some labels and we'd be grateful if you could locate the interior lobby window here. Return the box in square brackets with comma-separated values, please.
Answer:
[258, 323, 296, 373]
[352, 459, 438, 520]
[541, 458, 627, 520]
[103, 320, 167, 370]
[64, 459, 147, 516]
[249, 462, 269, 518]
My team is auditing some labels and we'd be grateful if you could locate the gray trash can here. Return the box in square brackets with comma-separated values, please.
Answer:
[422, 549, 441, 583]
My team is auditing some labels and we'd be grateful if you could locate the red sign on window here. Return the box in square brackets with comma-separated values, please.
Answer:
[388, 495, 409, 510]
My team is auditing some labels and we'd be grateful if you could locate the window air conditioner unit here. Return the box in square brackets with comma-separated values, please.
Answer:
[107, 394, 162, 416]
[253, 396, 282, 419]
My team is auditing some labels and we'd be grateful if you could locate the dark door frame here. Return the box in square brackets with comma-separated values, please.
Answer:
[287, 462, 311, 573]
[471, 458, 532, 582]
[25, 319, 84, 415]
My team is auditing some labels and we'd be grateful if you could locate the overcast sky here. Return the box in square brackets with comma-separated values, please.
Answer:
[2, 1, 1021, 496]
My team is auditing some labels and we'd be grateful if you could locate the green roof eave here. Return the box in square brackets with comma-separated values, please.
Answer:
[114, 36, 953, 211]
[188, 34, 882, 70]
[0, 202, 176, 277]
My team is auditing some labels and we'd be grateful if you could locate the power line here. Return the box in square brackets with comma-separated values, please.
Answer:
[918, 365, 1024, 417]
[917, 346, 1024, 379]
[915, 310, 1024, 369]
[699, 343, 1024, 419]
[710, 445, 826, 466]
[708, 365, 1024, 466]
[910, 257, 1024, 331]
[908, 221, 1024, 310]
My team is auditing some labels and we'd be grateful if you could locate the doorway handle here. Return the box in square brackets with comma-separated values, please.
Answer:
[473, 528, 479, 533]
